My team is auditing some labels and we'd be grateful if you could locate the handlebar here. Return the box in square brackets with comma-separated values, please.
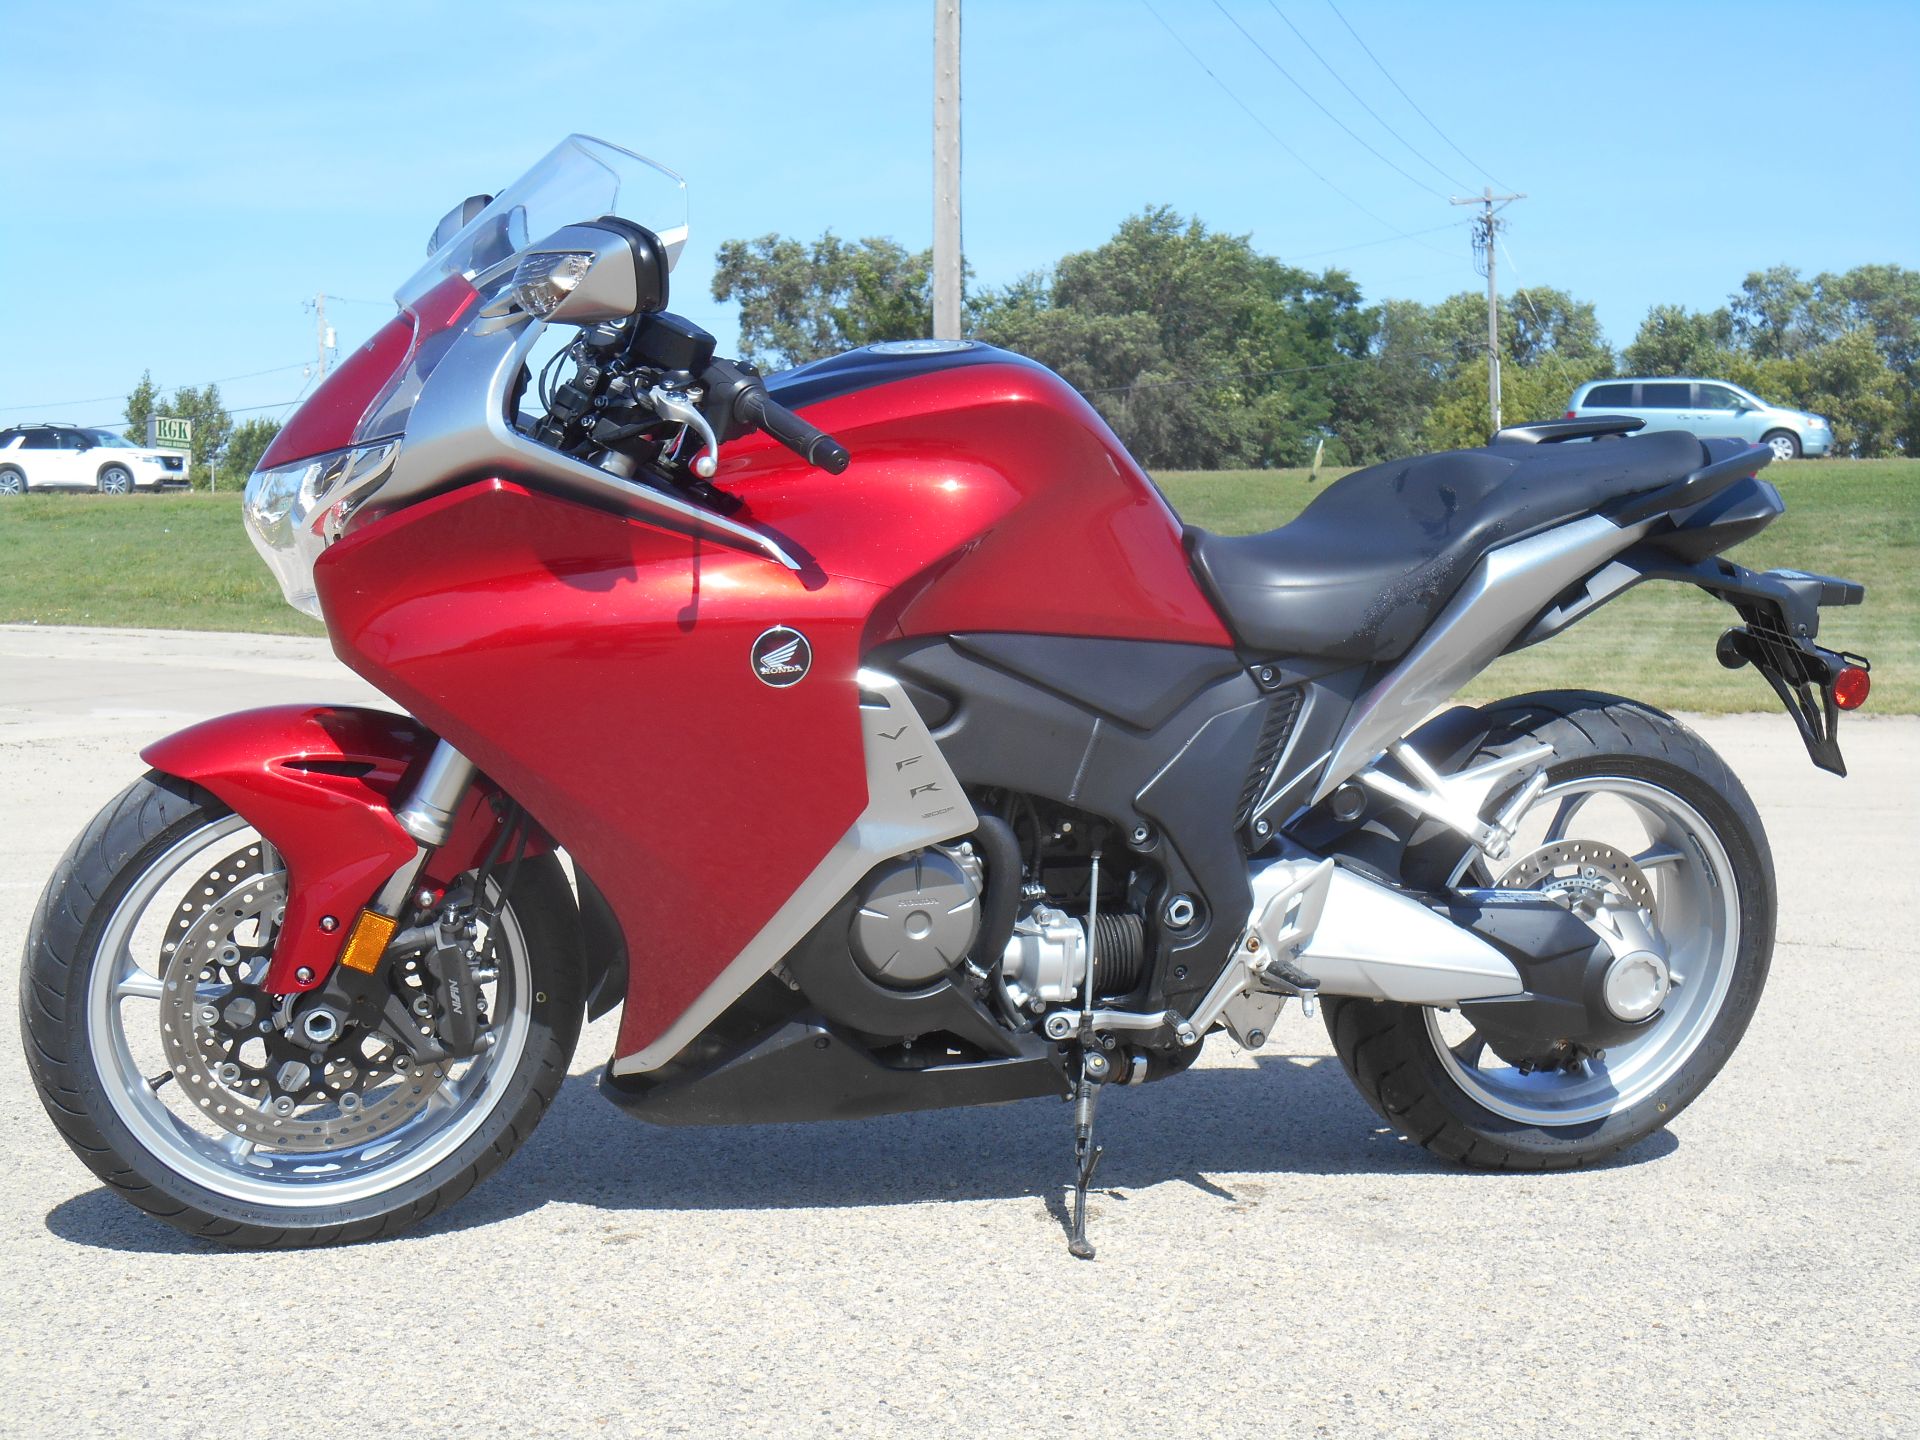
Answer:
[732, 387, 851, 475]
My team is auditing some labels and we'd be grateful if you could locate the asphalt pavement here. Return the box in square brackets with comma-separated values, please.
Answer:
[2, 624, 1915, 1438]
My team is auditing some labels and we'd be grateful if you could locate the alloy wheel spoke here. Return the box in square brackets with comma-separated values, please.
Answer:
[1450, 1031, 1488, 1069]
[114, 968, 166, 1002]
[424, 1077, 462, 1118]
[1542, 792, 1591, 843]
[1633, 843, 1688, 871]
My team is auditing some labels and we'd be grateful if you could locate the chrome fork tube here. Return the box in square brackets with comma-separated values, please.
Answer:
[394, 741, 477, 847]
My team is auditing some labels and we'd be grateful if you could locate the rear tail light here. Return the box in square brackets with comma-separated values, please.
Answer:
[1831, 665, 1870, 711]
[1564, 410, 1577, 420]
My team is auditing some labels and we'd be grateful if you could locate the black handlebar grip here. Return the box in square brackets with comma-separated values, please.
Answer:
[735, 387, 852, 474]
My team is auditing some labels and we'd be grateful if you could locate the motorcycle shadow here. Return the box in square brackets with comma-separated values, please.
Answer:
[45, 1050, 1677, 1253]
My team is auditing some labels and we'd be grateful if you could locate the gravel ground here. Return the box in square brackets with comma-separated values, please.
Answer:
[2, 625, 1915, 1438]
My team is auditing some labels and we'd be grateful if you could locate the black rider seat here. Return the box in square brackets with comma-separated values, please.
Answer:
[1184, 429, 1713, 664]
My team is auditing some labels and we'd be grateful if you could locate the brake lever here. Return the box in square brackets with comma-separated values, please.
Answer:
[646, 384, 720, 479]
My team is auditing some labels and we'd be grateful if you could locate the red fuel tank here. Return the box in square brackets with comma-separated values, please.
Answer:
[709, 343, 1235, 650]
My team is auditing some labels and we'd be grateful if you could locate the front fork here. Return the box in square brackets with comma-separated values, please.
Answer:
[295, 741, 485, 1056]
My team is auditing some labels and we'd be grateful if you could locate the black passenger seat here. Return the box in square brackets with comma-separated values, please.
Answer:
[1184, 430, 1712, 663]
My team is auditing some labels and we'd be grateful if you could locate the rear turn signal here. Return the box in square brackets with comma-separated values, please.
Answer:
[1831, 666, 1871, 711]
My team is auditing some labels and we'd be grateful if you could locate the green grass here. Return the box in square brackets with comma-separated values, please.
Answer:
[1, 461, 1912, 712]
[1157, 458, 1916, 713]
[0, 491, 324, 636]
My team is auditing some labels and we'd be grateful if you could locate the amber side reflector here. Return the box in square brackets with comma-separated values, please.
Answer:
[338, 909, 399, 974]
[1832, 666, 1871, 711]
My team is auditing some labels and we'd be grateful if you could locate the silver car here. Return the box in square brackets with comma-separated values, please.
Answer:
[1566, 378, 1832, 461]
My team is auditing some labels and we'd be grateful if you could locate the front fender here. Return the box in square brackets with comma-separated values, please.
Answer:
[143, 706, 432, 994]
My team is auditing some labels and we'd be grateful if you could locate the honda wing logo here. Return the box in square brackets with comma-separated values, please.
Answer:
[751, 626, 813, 687]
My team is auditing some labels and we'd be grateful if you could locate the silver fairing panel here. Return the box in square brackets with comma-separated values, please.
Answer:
[1312, 514, 1653, 801]
[375, 310, 799, 569]
[611, 672, 978, 1076]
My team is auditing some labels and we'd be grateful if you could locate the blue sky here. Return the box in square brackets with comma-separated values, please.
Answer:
[2, 0, 1915, 430]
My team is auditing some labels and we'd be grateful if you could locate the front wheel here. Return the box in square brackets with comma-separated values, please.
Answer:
[1325, 693, 1774, 1170]
[1763, 429, 1801, 462]
[20, 774, 582, 1246]
[97, 465, 135, 494]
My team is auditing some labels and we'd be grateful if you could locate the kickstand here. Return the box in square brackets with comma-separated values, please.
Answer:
[1067, 1051, 1109, 1259]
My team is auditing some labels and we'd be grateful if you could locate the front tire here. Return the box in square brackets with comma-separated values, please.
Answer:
[1325, 692, 1774, 1170]
[20, 774, 583, 1246]
[97, 465, 135, 494]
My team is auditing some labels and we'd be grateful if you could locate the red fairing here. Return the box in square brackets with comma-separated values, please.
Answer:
[258, 278, 479, 471]
[141, 705, 533, 994]
[317, 347, 1232, 1059]
[316, 482, 878, 1058]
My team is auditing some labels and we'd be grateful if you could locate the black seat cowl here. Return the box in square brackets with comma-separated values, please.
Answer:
[1186, 429, 1713, 664]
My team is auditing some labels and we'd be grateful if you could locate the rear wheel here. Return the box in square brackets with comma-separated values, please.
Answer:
[0, 466, 25, 495]
[1763, 430, 1800, 462]
[20, 774, 582, 1246]
[1324, 693, 1773, 1169]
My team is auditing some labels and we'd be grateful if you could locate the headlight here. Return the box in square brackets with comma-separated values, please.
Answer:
[243, 441, 397, 618]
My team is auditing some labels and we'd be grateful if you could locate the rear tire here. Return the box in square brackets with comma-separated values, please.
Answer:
[0, 466, 25, 495]
[21, 774, 584, 1246]
[1324, 692, 1774, 1170]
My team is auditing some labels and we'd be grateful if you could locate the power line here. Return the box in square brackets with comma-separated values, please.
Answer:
[1282, 218, 1469, 263]
[1323, 0, 1514, 192]
[1077, 342, 1488, 397]
[1262, 1, 1473, 192]
[1139, 0, 1452, 256]
[1209, 0, 1448, 202]
[1496, 237, 1548, 335]
[4, 361, 312, 415]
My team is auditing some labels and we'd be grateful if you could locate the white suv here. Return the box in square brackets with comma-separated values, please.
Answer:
[0, 424, 189, 494]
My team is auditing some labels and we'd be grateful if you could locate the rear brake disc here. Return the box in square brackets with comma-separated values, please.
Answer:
[1497, 838, 1655, 915]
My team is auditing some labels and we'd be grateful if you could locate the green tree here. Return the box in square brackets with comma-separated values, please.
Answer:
[123, 371, 161, 445]
[1423, 348, 1616, 451]
[167, 384, 233, 488]
[221, 417, 281, 487]
[122, 373, 234, 486]
[1327, 297, 1481, 464]
[969, 207, 1367, 467]
[1623, 304, 1736, 376]
[1730, 265, 1817, 359]
[711, 233, 933, 370]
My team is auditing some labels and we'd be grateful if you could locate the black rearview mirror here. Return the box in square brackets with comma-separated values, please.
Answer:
[427, 194, 495, 258]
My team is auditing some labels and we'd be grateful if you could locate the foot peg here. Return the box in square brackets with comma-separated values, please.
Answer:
[1259, 956, 1320, 1018]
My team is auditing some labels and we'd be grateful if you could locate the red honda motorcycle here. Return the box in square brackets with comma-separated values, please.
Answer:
[23, 137, 1872, 1254]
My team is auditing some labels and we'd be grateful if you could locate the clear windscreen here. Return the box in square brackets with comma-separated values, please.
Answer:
[395, 135, 688, 308]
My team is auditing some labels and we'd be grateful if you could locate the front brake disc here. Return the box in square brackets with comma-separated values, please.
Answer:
[158, 863, 448, 1153]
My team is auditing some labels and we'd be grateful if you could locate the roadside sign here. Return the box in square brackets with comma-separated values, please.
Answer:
[148, 416, 192, 450]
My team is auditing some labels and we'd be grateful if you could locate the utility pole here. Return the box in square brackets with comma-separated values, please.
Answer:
[306, 293, 337, 380]
[932, 0, 962, 340]
[1450, 186, 1524, 432]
